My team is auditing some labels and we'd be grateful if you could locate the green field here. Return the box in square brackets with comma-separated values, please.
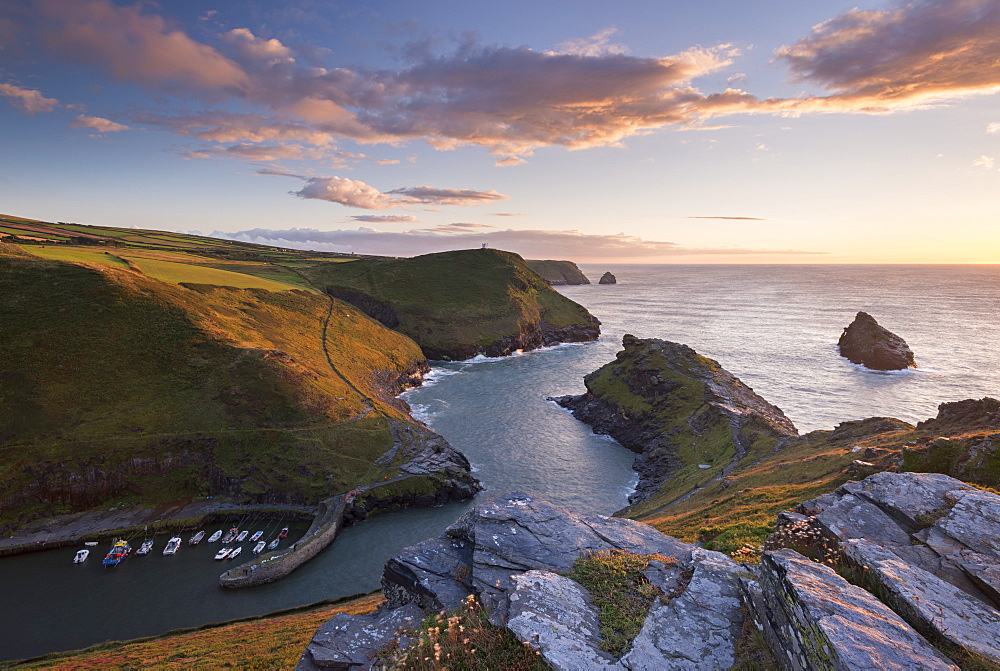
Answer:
[126, 256, 302, 290]
[21, 246, 131, 268]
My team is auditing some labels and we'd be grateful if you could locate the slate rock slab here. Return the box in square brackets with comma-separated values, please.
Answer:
[296, 603, 424, 670]
[842, 539, 1000, 664]
[756, 549, 956, 670]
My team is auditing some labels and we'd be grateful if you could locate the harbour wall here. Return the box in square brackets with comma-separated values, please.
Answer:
[219, 496, 347, 588]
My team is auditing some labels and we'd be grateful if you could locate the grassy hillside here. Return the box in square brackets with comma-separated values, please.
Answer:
[302, 248, 600, 359]
[526, 259, 590, 285]
[11, 593, 382, 669]
[0, 239, 432, 530]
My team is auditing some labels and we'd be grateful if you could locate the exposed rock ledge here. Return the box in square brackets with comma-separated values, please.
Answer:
[599, 271, 617, 284]
[297, 474, 1000, 670]
[838, 311, 916, 370]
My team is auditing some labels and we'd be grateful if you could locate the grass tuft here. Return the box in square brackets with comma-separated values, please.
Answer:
[565, 549, 674, 657]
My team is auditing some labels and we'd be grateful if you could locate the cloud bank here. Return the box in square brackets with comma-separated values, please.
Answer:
[211, 225, 822, 261]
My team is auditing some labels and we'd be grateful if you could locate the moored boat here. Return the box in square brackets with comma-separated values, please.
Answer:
[253, 541, 266, 554]
[277, 526, 289, 539]
[214, 547, 231, 560]
[73, 549, 89, 563]
[236, 530, 248, 542]
[102, 540, 131, 566]
[228, 546, 242, 560]
[163, 537, 182, 555]
[189, 530, 206, 545]
[221, 528, 239, 543]
[207, 530, 223, 543]
[136, 540, 154, 555]
[250, 531, 263, 542]
[267, 538, 279, 550]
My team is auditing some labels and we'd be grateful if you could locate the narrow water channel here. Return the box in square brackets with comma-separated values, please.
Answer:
[0, 341, 638, 661]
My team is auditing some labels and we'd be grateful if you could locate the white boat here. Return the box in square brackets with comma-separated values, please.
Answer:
[228, 546, 242, 560]
[163, 537, 182, 555]
[253, 541, 266, 554]
[136, 540, 154, 555]
[84, 541, 98, 546]
[221, 528, 239, 543]
[189, 530, 206, 545]
[73, 549, 89, 563]
[207, 530, 223, 543]
[250, 531, 263, 542]
[267, 538, 279, 551]
[214, 547, 231, 560]
[236, 530, 248, 542]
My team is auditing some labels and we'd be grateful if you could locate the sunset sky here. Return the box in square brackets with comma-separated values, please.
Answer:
[1, 0, 998, 262]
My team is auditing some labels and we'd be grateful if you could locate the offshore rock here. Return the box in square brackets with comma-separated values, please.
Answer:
[838, 311, 915, 370]
[599, 271, 617, 284]
[752, 549, 956, 670]
[554, 335, 797, 502]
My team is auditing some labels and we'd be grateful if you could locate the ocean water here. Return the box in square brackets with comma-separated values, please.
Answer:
[3, 264, 999, 660]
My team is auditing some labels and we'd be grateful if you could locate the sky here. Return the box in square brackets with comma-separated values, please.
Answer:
[1, 0, 998, 263]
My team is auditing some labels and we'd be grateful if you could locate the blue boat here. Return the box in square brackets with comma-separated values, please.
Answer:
[102, 539, 131, 566]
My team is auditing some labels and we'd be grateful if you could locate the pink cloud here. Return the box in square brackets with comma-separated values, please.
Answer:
[36, 0, 248, 92]
[774, 0, 1000, 111]
[289, 175, 509, 210]
[70, 114, 129, 132]
[0, 82, 58, 113]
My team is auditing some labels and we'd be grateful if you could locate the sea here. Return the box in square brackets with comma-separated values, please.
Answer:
[2, 264, 999, 660]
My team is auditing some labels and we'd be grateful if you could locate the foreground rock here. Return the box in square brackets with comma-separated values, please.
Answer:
[599, 271, 617, 284]
[768, 471, 1000, 664]
[838, 311, 915, 370]
[298, 475, 1000, 669]
[554, 335, 798, 503]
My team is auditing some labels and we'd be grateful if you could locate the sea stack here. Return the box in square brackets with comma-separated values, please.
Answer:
[599, 271, 617, 284]
[838, 311, 915, 370]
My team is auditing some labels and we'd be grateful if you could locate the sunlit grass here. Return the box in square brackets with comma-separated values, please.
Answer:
[12, 593, 383, 669]
[21, 245, 131, 268]
[128, 257, 300, 290]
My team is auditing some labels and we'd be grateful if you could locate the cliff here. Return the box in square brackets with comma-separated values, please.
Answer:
[0, 242, 478, 533]
[526, 259, 590, 285]
[298, 477, 1000, 669]
[838, 311, 916, 370]
[554, 335, 798, 503]
[302, 248, 600, 360]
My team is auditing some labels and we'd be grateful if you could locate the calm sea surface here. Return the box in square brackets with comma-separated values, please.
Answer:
[2, 265, 999, 660]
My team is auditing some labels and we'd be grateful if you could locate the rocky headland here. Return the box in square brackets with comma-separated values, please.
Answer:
[838, 311, 916, 370]
[553, 335, 798, 503]
[526, 259, 591, 285]
[303, 249, 601, 361]
[297, 475, 1000, 669]
[599, 271, 617, 284]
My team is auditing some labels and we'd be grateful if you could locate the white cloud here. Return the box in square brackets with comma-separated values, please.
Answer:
[70, 114, 129, 132]
[972, 155, 995, 170]
[988, 122, 1000, 134]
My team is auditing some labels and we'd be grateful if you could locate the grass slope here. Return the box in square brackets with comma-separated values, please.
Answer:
[11, 593, 383, 669]
[302, 248, 598, 359]
[0, 242, 426, 530]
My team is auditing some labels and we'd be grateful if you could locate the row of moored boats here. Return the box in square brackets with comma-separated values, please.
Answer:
[72, 526, 289, 565]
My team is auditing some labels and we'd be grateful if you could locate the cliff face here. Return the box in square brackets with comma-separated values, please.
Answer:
[555, 335, 798, 503]
[303, 248, 600, 360]
[298, 477, 1000, 670]
[526, 259, 591, 285]
[838, 311, 916, 370]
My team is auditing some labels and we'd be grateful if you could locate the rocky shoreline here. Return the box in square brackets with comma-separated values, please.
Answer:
[298, 474, 1000, 669]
